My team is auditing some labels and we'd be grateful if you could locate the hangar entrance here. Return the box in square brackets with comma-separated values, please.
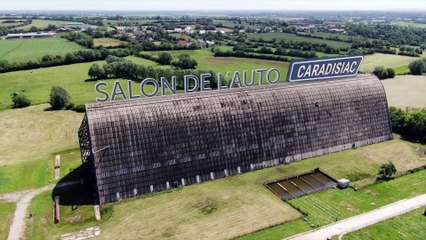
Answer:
[266, 169, 337, 200]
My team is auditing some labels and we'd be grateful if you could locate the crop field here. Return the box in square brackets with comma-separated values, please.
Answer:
[23, 134, 426, 240]
[0, 56, 160, 109]
[93, 38, 127, 47]
[360, 53, 420, 73]
[0, 20, 25, 28]
[239, 170, 426, 240]
[382, 75, 426, 108]
[345, 208, 426, 240]
[247, 32, 351, 49]
[0, 201, 15, 240]
[13, 19, 68, 30]
[0, 38, 84, 63]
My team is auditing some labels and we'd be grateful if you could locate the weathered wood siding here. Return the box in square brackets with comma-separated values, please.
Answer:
[80, 74, 392, 204]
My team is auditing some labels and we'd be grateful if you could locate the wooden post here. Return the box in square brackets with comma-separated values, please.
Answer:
[55, 155, 61, 180]
[94, 205, 101, 221]
[54, 196, 60, 224]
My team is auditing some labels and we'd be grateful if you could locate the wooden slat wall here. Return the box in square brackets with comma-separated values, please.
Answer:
[79, 74, 393, 204]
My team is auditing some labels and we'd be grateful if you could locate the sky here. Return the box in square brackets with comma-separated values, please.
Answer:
[1, 0, 425, 11]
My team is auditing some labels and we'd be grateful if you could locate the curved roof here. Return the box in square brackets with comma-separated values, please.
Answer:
[82, 74, 392, 204]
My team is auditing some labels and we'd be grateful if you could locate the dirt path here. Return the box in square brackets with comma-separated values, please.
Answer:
[286, 194, 426, 240]
[0, 185, 54, 240]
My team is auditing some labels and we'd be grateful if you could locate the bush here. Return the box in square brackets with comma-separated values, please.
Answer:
[11, 93, 31, 108]
[88, 63, 106, 79]
[157, 52, 173, 65]
[409, 59, 426, 75]
[389, 107, 426, 142]
[377, 162, 397, 181]
[372, 66, 388, 80]
[173, 54, 198, 69]
[50, 86, 71, 110]
[386, 68, 395, 78]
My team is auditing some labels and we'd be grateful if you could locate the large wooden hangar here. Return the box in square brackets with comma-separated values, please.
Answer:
[79, 74, 392, 204]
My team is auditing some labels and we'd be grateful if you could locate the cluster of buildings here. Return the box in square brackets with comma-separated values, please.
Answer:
[5, 22, 98, 39]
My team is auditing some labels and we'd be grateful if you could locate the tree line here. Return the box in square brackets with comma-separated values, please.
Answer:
[0, 48, 130, 73]
[389, 107, 426, 143]
[88, 56, 217, 90]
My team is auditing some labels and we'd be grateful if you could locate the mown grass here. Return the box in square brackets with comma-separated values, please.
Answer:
[344, 208, 426, 240]
[238, 169, 426, 240]
[247, 32, 351, 49]
[0, 201, 15, 240]
[0, 104, 83, 167]
[23, 135, 426, 240]
[360, 53, 420, 73]
[382, 75, 426, 108]
[93, 38, 127, 47]
[0, 146, 83, 194]
[0, 38, 84, 63]
[13, 19, 68, 30]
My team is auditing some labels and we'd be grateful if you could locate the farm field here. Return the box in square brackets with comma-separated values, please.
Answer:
[13, 19, 68, 30]
[23, 134, 426, 240]
[360, 53, 420, 73]
[0, 202, 15, 240]
[93, 38, 127, 47]
[0, 20, 25, 28]
[382, 75, 426, 108]
[0, 38, 84, 63]
[0, 56, 160, 109]
[247, 32, 352, 49]
[239, 170, 426, 240]
[344, 208, 426, 240]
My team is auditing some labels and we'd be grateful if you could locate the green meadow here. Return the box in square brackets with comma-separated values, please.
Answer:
[247, 32, 352, 49]
[0, 38, 84, 63]
[345, 208, 426, 240]
[360, 53, 420, 73]
[0, 201, 15, 240]
[13, 19, 68, 30]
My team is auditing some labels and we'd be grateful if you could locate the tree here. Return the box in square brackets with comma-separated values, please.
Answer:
[157, 52, 173, 65]
[377, 162, 397, 181]
[11, 93, 31, 108]
[173, 54, 198, 69]
[50, 86, 71, 110]
[88, 63, 106, 79]
[409, 59, 426, 75]
[405, 109, 426, 142]
[372, 66, 388, 80]
[386, 68, 395, 78]
[389, 106, 405, 131]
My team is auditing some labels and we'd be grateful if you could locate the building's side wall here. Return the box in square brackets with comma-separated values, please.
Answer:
[85, 77, 393, 204]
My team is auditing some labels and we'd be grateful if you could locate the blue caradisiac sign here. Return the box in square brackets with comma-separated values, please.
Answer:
[287, 56, 363, 82]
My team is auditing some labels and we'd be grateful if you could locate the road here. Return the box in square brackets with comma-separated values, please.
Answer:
[286, 194, 426, 240]
[0, 185, 54, 240]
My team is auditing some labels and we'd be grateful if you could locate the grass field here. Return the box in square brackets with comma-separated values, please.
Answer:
[93, 38, 127, 47]
[23, 135, 426, 240]
[0, 38, 84, 63]
[0, 56, 161, 109]
[0, 201, 15, 240]
[360, 53, 420, 73]
[390, 21, 426, 29]
[247, 32, 351, 49]
[0, 104, 83, 167]
[13, 19, 68, 30]
[239, 170, 426, 240]
[144, 48, 290, 83]
[382, 75, 426, 108]
[344, 208, 426, 240]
